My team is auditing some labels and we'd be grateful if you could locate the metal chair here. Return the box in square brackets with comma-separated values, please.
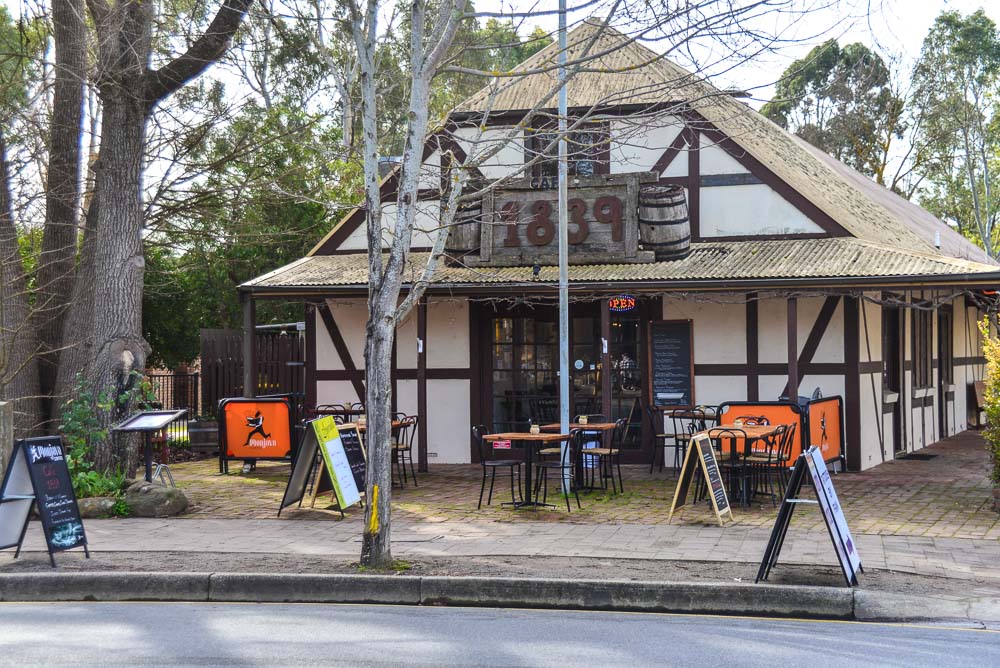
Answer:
[472, 425, 522, 509]
[392, 416, 419, 487]
[646, 406, 670, 473]
[746, 424, 788, 506]
[533, 429, 583, 511]
[587, 417, 627, 494]
[706, 427, 751, 507]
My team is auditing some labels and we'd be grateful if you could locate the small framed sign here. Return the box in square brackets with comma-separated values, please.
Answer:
[608, 294, 636, 312]
[493, 440, 512, 450]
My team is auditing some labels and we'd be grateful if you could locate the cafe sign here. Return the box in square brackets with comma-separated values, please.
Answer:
[608, 294, 636, 312]
[469, 172, 657, 268]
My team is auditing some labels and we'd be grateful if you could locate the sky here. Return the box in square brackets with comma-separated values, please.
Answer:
[3, 0, 997, 105]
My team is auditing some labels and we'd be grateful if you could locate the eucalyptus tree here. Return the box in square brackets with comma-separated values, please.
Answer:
[911, 10, 1000, 256]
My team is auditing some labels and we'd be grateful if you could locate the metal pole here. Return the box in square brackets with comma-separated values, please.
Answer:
[558, 0, 570, 495]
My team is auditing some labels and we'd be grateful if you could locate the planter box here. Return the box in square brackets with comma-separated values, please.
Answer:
[188, 420, 219, 453]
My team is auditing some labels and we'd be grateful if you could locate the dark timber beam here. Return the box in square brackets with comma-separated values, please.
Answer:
[241, 294, 257, 398]
[746, 294, 758, 401]
[417, 299, 428, 473]
[844, 297, 862, 470]
[787, 298, 799, 400]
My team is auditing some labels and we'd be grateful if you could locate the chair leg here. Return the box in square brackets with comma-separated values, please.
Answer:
[564, 473, 571, 512]
[408, 450, 418, 487]
[487, 468, 496, 505]
[509, 465, 517, 504]
[573, 479, 582, 509]
[478, 469, 487, 509]
[616, 454, 624, 493]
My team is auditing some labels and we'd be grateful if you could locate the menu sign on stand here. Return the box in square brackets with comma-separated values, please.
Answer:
[668, 434, 733, 526]
[0, 437, 89, 566]
[756, 446, 862, 587]
[648, 320, 694, 408]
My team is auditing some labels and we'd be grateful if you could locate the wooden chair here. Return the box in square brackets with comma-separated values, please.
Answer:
[472, 425, 522, 509]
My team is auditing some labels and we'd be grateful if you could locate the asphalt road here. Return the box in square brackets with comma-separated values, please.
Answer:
[0, 602, 996, 667]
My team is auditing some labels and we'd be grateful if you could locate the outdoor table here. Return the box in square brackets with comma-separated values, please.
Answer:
[315, 406, 366, 419]
[482, 432, 571, 509]
[697, 424, 780, 507]
[541, 422, 616, 489]
[341, 420, 404, 432]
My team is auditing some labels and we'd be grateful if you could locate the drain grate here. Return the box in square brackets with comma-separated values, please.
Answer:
[898, 453, 938, 461]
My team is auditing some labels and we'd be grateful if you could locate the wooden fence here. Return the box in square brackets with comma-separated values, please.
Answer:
[200, 327, 305, 418]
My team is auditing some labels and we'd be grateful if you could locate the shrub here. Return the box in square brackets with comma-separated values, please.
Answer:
[58, 372, 156, 498]
[979, 317, 1000, 486]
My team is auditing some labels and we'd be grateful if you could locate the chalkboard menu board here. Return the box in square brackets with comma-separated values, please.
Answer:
[648, 320, 694, 408]
[696, 438, 730, 516]
[338, 427, 366, 491]
[0, 436, 89, 565]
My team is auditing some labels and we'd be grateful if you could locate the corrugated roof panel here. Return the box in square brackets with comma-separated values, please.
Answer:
[243, 238, 1000, 290]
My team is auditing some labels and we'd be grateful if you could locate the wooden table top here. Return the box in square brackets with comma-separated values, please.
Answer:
[483, 432, 571, 442]
[699, 425, 778, 439]
[540, 422, 616, 432]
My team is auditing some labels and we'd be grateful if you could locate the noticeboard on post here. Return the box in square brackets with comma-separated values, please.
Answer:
[218, 397, 294, 467]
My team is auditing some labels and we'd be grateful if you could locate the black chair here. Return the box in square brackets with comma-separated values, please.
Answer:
[745, 424, 788, 506]
[473, 425, 521, 509]
[393, 415, 419, 487]
[533, 429, 583, 512]
[646, 406, 669, 473]
[588, 417, 627, 494]
[668, 409, 702, 473]
[706, 427, 751, 507]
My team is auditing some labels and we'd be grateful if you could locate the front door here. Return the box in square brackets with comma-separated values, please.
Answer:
[882, 304, 905, 456]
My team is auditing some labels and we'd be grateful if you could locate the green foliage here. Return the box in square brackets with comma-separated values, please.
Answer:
[111, 498, 132, 517]
[762, 39, 905, 186]
[59, 373, 157, 497]
[980, 317, 1000, 486]
[167, 437, 191, 450]
[143, 103, 360, 368]
[911, 10, 1000, 255]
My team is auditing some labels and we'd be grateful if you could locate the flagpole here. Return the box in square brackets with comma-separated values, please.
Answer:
[558, 0, 571, 495]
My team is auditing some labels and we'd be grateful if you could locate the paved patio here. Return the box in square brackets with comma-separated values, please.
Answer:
[170, 430, 1000, 541]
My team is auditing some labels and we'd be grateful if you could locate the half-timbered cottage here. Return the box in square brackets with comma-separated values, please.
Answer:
[242, 22, 1000, 471]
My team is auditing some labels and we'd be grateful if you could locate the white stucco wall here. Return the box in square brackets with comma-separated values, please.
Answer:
[316, 300, 367, 370]
[426, 380, 471, 462]
[698, 136, 749, 175]
[662, 297, 746, 364]
[610, 115, 683, 174]
[700, 185, 825, 237]
[427, 299, 470, 368]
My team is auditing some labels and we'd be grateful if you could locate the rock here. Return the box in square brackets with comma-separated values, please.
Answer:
[78, 497, 117, 518]
[125, 481, 188, 517]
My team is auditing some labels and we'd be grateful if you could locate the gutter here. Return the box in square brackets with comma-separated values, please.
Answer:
[239, 271, 1000, 299]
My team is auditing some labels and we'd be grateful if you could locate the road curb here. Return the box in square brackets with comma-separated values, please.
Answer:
[1, 571, 996, 622]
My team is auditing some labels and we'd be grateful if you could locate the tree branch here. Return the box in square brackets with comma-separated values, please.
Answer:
[143, 0, 254, 107]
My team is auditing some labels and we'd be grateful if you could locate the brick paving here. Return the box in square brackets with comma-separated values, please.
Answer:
[172, 430, 1000, 541]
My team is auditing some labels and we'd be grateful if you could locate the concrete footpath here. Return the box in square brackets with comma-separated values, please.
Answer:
[4, 518, 1000, 625]
[15, 517, 1000, 581]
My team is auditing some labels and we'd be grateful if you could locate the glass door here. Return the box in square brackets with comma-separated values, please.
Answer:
[490, 309, 558, 432]
[609, 307, 644, 450]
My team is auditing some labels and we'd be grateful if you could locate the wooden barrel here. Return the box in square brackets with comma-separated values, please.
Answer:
[445, 200, 482, 257]
[638, 185, 690, 260]
[187, 420, 219, 453]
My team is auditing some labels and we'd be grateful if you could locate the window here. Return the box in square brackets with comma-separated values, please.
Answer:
[912, 305, 933, 389]
[527, 122, 610, 179]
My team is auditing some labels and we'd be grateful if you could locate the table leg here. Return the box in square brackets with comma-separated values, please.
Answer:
[523, 441, 534, 506]
[144, 432, 153, 483]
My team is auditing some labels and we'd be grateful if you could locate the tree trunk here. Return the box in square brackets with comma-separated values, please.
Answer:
[36, 0, 88, 425]
[87, 91, 152, 475]
[0, 128, 42, 436]
[361, 312, 394, 567]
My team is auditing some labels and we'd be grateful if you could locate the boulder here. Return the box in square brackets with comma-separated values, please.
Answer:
[125, 481, 188, 517]
[78, 497, 117, 518]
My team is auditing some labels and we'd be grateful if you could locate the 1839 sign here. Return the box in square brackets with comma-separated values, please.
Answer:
[472, 172, 656, 267]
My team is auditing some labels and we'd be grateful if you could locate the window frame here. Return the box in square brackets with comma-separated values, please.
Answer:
[524, 120, 611, 179]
